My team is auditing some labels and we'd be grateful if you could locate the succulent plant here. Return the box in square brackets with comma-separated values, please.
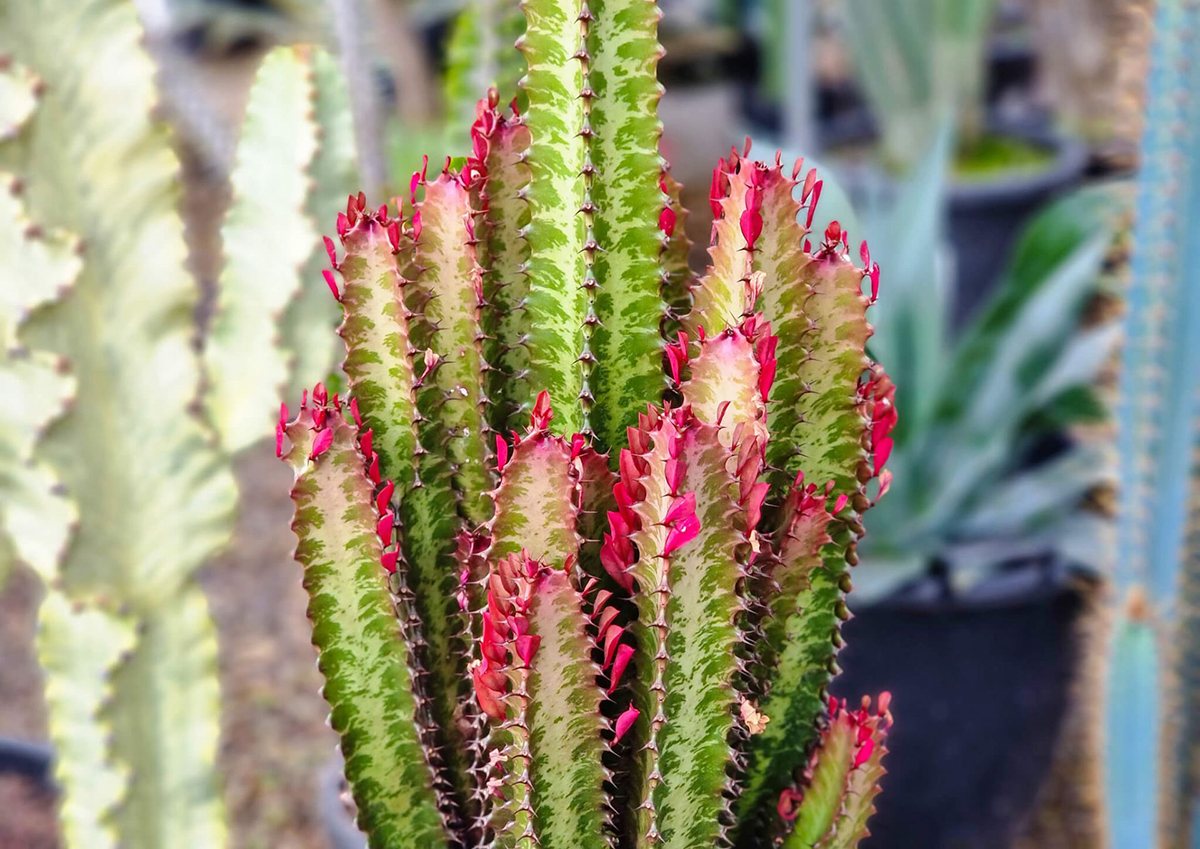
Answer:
[277, 2, 897, 846]
[0, 2, 356, 843]
[1104, 0, 1200, 844]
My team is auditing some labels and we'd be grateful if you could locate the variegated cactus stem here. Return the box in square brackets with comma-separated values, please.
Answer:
[776, 693, 892, 849]
[279, 384, 453, 846]
[468, 393, 637, 849]
[688, 142, 883, 501]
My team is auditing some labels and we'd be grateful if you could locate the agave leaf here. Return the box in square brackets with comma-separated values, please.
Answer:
[206, 45, 320, 454]
[36, 591, 136, 849]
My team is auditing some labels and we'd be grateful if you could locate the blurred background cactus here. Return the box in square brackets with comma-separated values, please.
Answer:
[1103, 0, 1200, 845]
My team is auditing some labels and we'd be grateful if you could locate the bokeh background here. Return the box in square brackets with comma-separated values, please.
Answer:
[0, 0, 1164, 847]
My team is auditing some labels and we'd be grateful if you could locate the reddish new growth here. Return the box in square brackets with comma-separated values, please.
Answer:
[599, 405, 703, 593]
[776, 692, 894, 821]
[277, 383, 401, 576]
[861, 366, 896, 500]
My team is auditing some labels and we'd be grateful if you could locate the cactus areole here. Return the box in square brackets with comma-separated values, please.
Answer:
[278, 3, 895, 847]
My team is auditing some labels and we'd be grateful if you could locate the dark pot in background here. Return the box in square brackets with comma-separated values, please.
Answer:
[831, 561, 1095, 849]
[0, 737, 53, 786]
[320, 758, 367, 849]
[946, 126, 1088, 325]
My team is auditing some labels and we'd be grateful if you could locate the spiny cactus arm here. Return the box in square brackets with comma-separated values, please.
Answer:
[284, 49, 357, 401]
[36, 593, 135, 848]
[205, 46, 319, 453]
[331, 197, 420, 489]
[0, 173, 79, 580]
[586, 0, 670, 450]
[517, 0, 589, 437]
[604, 403, 762, 848]
[738, 369, 894, 836]
[409, 162, 496, 526]
[757, 207, 875, 498]
[475, 93, 535, 432]
[1107, 1, 1200, 841]
[674, 314, 774, 447]
[108, 585, 226, 847]
[281, 394, 451, 847]
[688, 146, 758, 336]
[0, 0, 238, 603]
[756, 480, 834, 677]
[489, 391, 580, 564]
[475, 553, 609, 849]
[777, 694, 891, 849]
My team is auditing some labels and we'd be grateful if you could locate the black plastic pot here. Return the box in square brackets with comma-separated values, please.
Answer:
[946, 126, 1088, 325]
[0, 737, 53, 786]
[830, 562, 1093, 849]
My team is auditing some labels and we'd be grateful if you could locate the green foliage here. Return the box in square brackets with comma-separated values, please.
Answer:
[857, 137, 1126, 596]
[277, 4, 896, 848]
[838, 0, 996, 169]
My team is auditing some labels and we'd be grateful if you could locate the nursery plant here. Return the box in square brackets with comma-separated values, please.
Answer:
[856, 139, 1124, 596]
[278, 0, 896, 846]
[1104, 0, 1200, 843]
[837, 0, 1004, 173]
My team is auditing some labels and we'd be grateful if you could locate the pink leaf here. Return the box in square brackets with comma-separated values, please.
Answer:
[663, 513, 700, 556]
[515, 634, 541, 666]
[323, 269, 340, 300]
[662, 491, 697, 527]
[608, 644, 635, 692]
[309, 428, 333, 460]
[614, 706, 639, 743]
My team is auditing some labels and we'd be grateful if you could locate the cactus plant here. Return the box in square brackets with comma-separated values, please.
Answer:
[0, 0, 363, 841]
[1104, 0, 1200, 844]
[277, 2, 896, 846]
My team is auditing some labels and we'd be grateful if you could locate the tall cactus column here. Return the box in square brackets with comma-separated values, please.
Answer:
[1106, 0, 1200, 845]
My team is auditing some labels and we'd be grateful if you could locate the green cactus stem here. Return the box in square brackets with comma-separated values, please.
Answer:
[776, 693, 891, 849]
[280, 388, 452, 846]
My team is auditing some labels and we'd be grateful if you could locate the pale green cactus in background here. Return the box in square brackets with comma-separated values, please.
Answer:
[0, 3, 357, 844]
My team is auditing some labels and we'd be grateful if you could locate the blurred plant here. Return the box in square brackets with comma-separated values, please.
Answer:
[0, 0, 358, 841]
[277, 1, 898, 845]
[838, 0, 995, 170]
[856, 137, 1124, 596]
[1103, 0, 1200, 844]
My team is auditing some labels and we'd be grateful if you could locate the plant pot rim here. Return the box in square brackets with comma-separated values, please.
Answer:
[819, 110, 1088, 207]
[948, 121, 1089, 208]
